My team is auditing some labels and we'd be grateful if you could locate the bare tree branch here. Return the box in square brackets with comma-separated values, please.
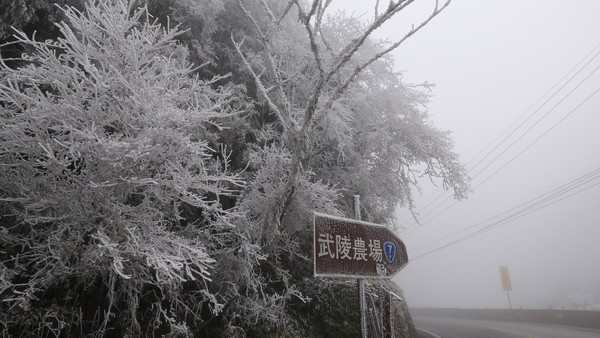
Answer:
[316, 0, 334, 53]
[325, 0, 452, 114]
[241, 0, 453, 243]
[329, 0, 416, 78]
[259, 0, 295, 29]
[274, 0, 296, 27]
[231, 36, 293, 133]
[236, 0, 298, 132]
[294, 0, 325, 75]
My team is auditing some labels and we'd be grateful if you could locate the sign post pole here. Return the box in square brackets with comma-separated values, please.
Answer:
[313, 199, 409, 337]
[354, 195, 368, 338]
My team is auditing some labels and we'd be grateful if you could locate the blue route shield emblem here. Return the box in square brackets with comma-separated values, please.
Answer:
[383, 241, 396, 263]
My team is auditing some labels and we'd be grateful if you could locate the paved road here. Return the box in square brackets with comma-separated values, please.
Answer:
[414, 316, 600, 338]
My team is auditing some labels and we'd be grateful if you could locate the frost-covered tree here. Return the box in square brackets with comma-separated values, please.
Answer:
[0, 0, 82, 39]
[0, 1, 260, 336]
[307, 12, 469, 224]
[231, 0, 466, 242]
[1, 0, 470, 336]
[225, 0, 469, 335]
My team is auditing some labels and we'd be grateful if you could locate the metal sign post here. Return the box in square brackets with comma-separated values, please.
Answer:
[314, 195, 408, 338]
[354, 196, 368, 338]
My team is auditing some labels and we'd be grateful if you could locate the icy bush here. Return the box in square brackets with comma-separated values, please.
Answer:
[0, 0, 250, 335]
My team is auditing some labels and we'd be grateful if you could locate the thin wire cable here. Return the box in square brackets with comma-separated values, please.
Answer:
[399, 42, 600, 231]
[418, 180, 600, 259]
[405, 74, 600, 229]
[469, 61, 600, 183]
[411, 177, 600, 261]
[468, 45, 600, 174]
[412, 167, 600, 250]
[474, 83, 600, 189]
[465, 42, 600, 171]
[412, 169, 600, 261]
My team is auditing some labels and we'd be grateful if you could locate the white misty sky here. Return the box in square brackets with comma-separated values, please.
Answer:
[333, 0, 600, 309]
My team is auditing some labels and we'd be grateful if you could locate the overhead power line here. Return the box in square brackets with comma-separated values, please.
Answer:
[400, 41, 600, 231]
[467, 43, 600, 174]
[413, 167, 600, 250]
[412, 79, 600, 228]
[410, 167, 600, 260]
[411, 180, 600, 261]
[473, 82, 600, 189]
[470, 61, 600, 186]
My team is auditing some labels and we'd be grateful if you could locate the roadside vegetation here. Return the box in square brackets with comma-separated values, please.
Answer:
[0, 1, 467, 336]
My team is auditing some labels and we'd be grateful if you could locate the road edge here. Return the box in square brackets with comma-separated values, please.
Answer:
[416, 327, 442, 338]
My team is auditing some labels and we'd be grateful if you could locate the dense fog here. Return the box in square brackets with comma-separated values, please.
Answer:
[337, 0, 600, 310]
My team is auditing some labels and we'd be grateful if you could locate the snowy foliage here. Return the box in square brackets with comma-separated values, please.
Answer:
[0, 1, 251, 335]
[0, 0, 81, 39]
[1, 0, 465, 336]
[232, 0, 467, 231]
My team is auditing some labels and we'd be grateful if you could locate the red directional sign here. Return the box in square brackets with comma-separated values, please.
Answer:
[313, 212, 408, 278]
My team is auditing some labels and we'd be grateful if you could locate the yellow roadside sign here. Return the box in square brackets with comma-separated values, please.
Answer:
[499, 265, 512, 291]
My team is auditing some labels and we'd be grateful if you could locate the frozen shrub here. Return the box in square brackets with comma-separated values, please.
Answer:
[0, 0, 248, 335]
